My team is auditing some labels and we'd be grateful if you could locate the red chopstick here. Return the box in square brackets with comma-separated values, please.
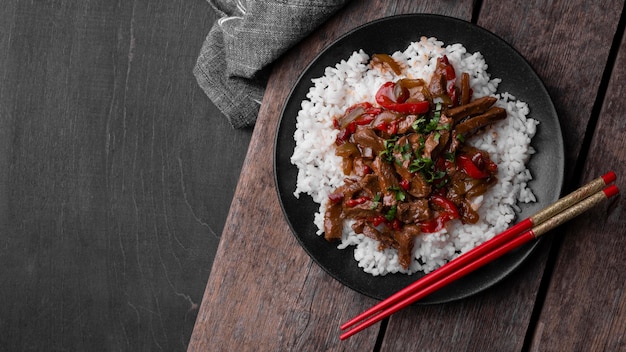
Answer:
[340, 171, 618, 340]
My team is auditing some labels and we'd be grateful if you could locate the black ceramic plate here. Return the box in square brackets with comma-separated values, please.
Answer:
[274, 14, 564, 302]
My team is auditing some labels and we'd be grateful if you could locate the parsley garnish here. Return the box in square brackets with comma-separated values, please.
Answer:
[371, 193, 381, 209]
[385, 205, 397, 221]
[388, 186, 406, 201]
[409, 157, 447, 184]
[379, 136, 399, 162]
[411, 103, 450, 135]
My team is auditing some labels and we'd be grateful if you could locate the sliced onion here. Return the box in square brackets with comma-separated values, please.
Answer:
[338, 106, 365, 129]
[335, 142, 360, 157]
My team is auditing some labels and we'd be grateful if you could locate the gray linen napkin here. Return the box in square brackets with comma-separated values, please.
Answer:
[194, 0, 350, 128]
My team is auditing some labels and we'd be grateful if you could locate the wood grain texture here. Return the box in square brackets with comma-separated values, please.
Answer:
[479, 0, 624, 179]
[0, 1, 250, 350]
[529, 21, 626, 351]
[380, 1, 625, 350]
[187, 1, 487, 351]
[189, 0, 626, 349]
[380, 242, 552, 351]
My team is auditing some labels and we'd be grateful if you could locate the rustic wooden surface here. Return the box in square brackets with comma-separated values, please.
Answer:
[189, 1, 625, 352]
[0, 0, 251, 350]
[1, 0, 623, 351]
[530, 18, 626, 351]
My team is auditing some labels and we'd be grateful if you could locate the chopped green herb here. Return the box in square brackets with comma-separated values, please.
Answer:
[409, 157, 433, 173]
[371, 193, 381, 209]
[412, 103, 446, 135]
[388, 186, 406, 202]
[380, 136, 399, 162]
[385, 205, 397, 221]
[425, 169, 446, 183]
[437, 123, 451, 131]
[411, 116, 426, 131]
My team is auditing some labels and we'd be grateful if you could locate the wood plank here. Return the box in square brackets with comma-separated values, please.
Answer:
[380, 0, 624, 350]
[0, 1, 247, 350]
[380, 246, 551, 351]
[187, 2, 477, 351]
[529, 19, 626, 351]
[480, 0, 623, 179]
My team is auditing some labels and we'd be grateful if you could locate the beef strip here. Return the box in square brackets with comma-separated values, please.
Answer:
[428, 60, 447, 97]
[396, 199, 431, 223]
[407, 172, 431, 198]
[392, 136, 414, 180]
[460, 72, 471, 105]
[397, 114, 418, 134]
[353, 125, 385, 155]
[343, 202, 380, 219]
[358, 173, 381, 197]
[454, 106, 507, 138]
[445, 96, 497, 122]
[323, 201, 344, 241]
[394, 225, 421, 269]
[371, 156, 399, 194]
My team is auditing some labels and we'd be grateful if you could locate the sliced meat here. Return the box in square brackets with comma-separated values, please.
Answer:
[352, 157, 371, 177]
[445, 96, 497, 122]
[460, 72, 471, 105]
[396, 198, 431, 223]
[323, 201, 344, 241]
[357, 173, 381, 197]
[371, 156, 399, 193]
[392, 136, 413, 180]
[353, 125, 385, 155]
[458, 199, 480, 224]
[360, 222, 395, 251]
[394, 225, 421, 269]
[407, 133, 424, 154]
[397, 114, 418, 134]
[422, 131, 439, 159]
[428, 59, 447, 97]
[454, 106, 507, 138]
[343, 202, 380, 219]
[407, 173, 431, 198]
[422, 113, 452, 159]
[340, 178, 363, 200]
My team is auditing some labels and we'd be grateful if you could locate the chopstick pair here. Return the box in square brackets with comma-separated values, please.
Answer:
[340, 171, 619, 340]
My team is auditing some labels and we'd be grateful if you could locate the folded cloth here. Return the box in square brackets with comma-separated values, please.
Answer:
[194, 0, 350, 128]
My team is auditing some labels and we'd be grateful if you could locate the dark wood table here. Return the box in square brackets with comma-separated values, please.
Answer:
[188, 1, 625, 351]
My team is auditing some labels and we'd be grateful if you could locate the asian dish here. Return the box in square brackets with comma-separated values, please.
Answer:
[291, 37, 537, 276]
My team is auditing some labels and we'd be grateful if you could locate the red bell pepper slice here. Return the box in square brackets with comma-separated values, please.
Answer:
[374, 120, 398, 135]
[370, 215, 386, 227]
[438, 55, 459, 107]
[457, 154, 490, 179]
[345, 196, 370, 207]
[375, 81, 430, 114]
[430, 195, 460, 218]
[420, 215, 447, 233]
[420, 195, 460, 233]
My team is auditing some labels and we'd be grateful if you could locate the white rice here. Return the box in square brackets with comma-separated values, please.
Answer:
[291, 37, 538, 276]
